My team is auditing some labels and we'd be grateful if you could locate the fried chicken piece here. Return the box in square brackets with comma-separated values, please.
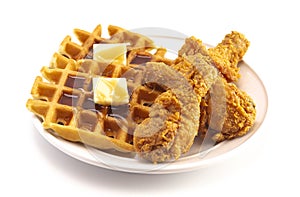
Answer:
[134, 90, 181, 162]
[198, 77, 225, 139]
[134, 34, 255, 162]
[178, 36, 256, 143]
[134, 62, 200, 163]
[178, 36, 209, 57]
[171, 55, 218, 103]
[208, 31, 250, 82]
[200, 78, 256, 142]
[174, 36, 219, 102]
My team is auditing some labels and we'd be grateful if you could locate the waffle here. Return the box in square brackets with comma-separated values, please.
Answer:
[27, 53, 141, 152]
[59, 25, 104, 60]
[27, 54, 171, 152]
[27, 25, 172, 153]
[108, 25, 155, 50]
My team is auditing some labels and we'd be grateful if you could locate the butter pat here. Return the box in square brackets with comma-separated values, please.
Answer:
[93, 43, 127, 65]
[93, 77, 129, 105]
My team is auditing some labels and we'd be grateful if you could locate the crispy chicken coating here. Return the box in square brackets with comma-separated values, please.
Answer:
[133, 62, 200, 163]
[200, 78, 256, 142]
[174, 36, 219, 102]
[134, 90, 181, 162]
[178, 35, 256, 143]
[208, 31, 250, 82]
[171, 54, 218, 103]
[178, 36, 209, 57]
[134, 33, 255, 162]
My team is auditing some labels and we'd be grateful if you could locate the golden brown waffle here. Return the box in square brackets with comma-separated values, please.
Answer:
[59, 25, 104, 60]
[26, 54, 171, 152]
[27, 53, 144, 152]
[129, 85, 164, 125]
[127, 47, 173, 66]
[108, 25, 155, 50]
[27, 24, 172, 153]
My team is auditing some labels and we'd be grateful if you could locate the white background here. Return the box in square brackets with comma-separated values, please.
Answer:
[1, 0, 299, 196]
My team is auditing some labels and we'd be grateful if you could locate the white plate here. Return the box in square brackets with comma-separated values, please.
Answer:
[32, 31, 268, 174]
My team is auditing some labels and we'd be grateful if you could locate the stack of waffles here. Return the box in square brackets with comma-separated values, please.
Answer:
[26, 25, 172, 152]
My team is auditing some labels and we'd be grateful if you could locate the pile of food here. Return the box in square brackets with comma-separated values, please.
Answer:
[26, 24, 256, 163]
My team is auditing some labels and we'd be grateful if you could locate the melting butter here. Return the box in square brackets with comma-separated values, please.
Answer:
[93, 43, 127, 65]
[92, 77, 129, 105]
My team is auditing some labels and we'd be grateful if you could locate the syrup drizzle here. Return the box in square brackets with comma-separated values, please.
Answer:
[59, 93, 79, 106]
[130, 54, 152, 65]
[65, 75, 86, 89]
